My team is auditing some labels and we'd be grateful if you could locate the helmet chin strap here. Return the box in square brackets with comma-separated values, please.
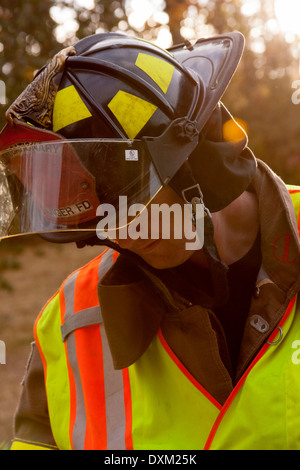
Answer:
[202, 210, 230, 308]
[79, 165, 230, 310]
[77, 159, 230, 309]
[170, 160, 230, 309]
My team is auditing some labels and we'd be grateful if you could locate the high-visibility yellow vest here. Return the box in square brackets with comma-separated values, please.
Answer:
[12, 188, 300, 450]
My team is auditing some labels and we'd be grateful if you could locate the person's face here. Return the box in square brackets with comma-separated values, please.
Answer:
[115, 185, 199, 269]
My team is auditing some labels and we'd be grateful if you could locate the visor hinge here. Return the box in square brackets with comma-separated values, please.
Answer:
[174, 119, 199, 143]
[181, 183, 211, 222]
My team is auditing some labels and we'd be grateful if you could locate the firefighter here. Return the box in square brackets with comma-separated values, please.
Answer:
[0, 32, 300, 450]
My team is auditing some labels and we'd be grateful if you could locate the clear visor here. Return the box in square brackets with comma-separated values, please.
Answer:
[0, 139, 162, 240]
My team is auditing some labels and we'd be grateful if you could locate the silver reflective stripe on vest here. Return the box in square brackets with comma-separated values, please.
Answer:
[61, 249, 126, 450]
[61, 306, 103, 341]
[98, 248, 115, 280]
[101, 323, 126, 450]
[63, 270, 86, 450]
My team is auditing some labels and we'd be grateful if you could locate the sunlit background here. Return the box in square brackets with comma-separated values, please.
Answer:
[49, 0, 300, 54]
[48, 0, 300, 57]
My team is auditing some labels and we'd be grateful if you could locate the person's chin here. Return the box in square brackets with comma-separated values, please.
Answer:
[137, 242, 193, 270]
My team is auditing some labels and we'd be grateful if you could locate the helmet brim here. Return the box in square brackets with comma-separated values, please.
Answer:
[0, 33, 245, 245]
[0, 130, 162, 241]
[169, 32, 245, 132]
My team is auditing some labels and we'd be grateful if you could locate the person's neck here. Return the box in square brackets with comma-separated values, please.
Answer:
[190, 190, 260, 268]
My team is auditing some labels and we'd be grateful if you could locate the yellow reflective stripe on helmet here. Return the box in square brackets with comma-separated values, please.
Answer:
[53, 85, 92, 132]
[10, 439, 58, 450]
[108, 90, 157, 139]
[135, 53, 174, 93]
[35, 293, 72, 450]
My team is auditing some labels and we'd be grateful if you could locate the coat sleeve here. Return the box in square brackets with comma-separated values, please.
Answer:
[10, 342, 58, 450]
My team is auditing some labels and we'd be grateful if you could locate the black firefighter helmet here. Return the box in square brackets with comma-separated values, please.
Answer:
[0, 31, 256, 246]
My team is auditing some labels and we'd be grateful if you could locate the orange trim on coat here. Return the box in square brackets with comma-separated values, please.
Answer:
[157, 328, 222, 411]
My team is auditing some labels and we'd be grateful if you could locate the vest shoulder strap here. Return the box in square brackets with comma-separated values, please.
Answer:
[60, 248, 117, 340]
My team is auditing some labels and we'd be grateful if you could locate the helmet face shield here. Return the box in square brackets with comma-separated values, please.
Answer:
[0, 31, 247, 243]
[0, 139, 162, 240]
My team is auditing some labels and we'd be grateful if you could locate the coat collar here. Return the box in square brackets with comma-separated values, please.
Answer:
[98, 160, 300, 380]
